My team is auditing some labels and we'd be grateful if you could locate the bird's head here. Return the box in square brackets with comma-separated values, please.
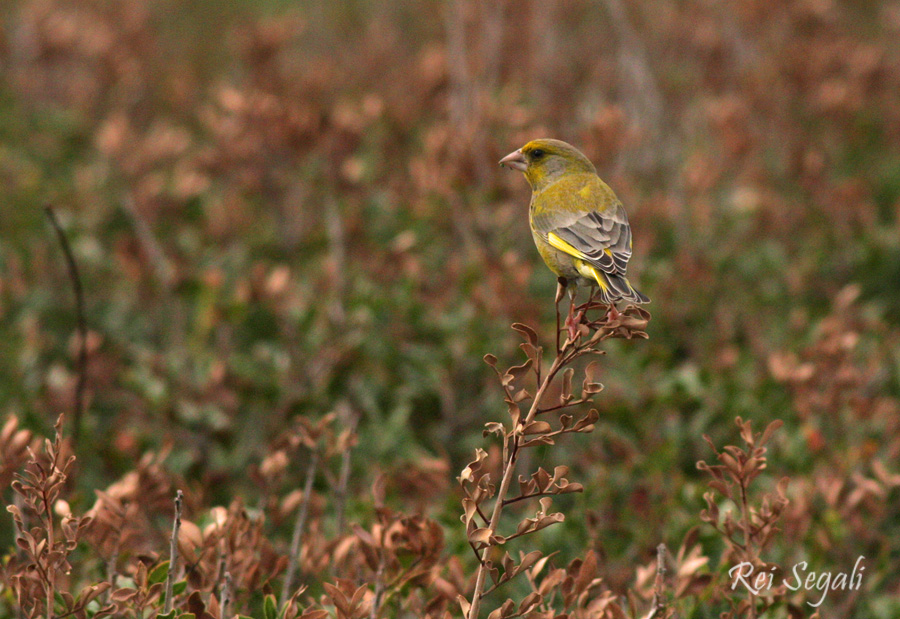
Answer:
[499, 139, 596, 190]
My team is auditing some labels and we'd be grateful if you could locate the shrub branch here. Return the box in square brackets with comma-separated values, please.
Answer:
[163, 490, 183, 614]
[461, 297, 650, 619]
[44, 206, 88, 446]
[280, 448, 320, 606]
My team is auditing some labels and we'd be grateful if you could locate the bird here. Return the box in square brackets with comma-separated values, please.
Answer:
[499, 138, 649, 341]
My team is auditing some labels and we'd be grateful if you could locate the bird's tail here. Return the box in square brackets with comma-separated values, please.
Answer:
[585, 265, 650, 305]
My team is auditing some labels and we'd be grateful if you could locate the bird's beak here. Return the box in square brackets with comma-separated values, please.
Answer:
[499, 149, 527, 172]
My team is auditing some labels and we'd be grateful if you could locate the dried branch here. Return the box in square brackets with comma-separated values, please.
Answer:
[221, 571, 233, 619]
[280, 449, 320, 607]
[645, 543, 668, 619]
[164, 490, 184, 614]
[698, 418, 789, 617]
[121, 195, 183, 350]
[466, 355, 564, 619]
[333, 407, 358, 537]
[739, 480, 758, 619]
[369, 550, 386, 619]
[463, 300, 649, 619]
[324, 197, 347, 325]
[43, 206, 88, 447]
[601, 0, 668, 175]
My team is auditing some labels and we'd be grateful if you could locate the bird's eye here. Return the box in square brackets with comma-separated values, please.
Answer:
[531, 149, 545, 159]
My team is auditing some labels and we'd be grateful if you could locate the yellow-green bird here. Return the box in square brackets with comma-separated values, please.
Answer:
[499, 139, 649, 313]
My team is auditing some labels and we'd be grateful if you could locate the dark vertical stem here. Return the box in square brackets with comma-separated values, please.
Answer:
[164, 490, 184, 614]
[44, 206, 88, 447]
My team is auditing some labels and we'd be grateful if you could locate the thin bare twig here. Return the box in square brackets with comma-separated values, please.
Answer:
[369, 549, 386, 619]
[502, 490, 557, 507]
[104, 510, 125, 605]
[740, 482, 758, 619]
[280, 449, 320, 607]
[164, 490, 184, 614]
[601, 0, 667, 176]
[42, 482, 56, 619]
[334, 406, 358, 537]
[221, 571, 233, 619]
[646, 543, 668, 619]
[216, 541, 229, 612]
[122, 196, 173, 285]
[324, 197, 347, 325]
[121, 196, 184, 350]
[13, 492, 26, 619]
[536, 398, 588, 416]
[44, 206, 88, 447]
[474, 503, 491, 527]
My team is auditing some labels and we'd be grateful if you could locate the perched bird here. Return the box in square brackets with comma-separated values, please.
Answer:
[500, 139, 649, 329]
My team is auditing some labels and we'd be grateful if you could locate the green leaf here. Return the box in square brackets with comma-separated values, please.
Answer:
[172, 580, 188, 596]
[155, 611, 176, 619]
[149, 561, 170, 585]
[176, 614, 196, 619]
[264, 594, 278, 619]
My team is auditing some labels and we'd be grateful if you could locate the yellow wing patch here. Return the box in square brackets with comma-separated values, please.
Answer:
[547, 233, 608, 290]
[547, 232, 613, 260]
[546, 232, 583, 260]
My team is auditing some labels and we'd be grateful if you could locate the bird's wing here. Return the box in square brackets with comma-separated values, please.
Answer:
[531, 177, 633, 275]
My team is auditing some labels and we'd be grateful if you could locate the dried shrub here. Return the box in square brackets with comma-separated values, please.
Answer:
[7, 416, 113, 618]
[459, 301, 651, 619]
[698, 417, 790, 617]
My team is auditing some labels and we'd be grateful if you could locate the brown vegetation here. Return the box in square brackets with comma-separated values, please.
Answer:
[2, 0, 900, 617]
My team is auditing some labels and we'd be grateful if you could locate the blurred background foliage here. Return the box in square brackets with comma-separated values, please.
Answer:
[2, 0, 900, 615]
